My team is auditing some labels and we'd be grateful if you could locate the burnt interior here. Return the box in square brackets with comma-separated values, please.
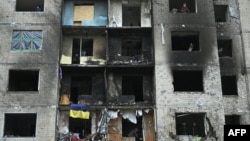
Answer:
[8, 70, 39, 91]
[176, 113, 206, 137]
[81, 39, 93, 56]
[72, 38, 94, 64]
[122, 75, 143, 102]
[169, 0, 196, 13]
[4, 113, 36, 137]
[225, 115, 240, 125]
[122, 5, 141, 26]
[171, 32, 200, 51]
[70, 76, 92, 103]
[122, 38, 142, 57]
[72, 38, 81, 64]
[173, 70, 203, 92]
[61, 67, 105, 104]
[122, 116, 143, 140]
[69, 117, 91, 138]
[217, 39, 232, 57]
[108, 28, 152, 64]
[221, 75, 238, 95]
[16, 0, 44, 12]
[214, 5, 228, 22]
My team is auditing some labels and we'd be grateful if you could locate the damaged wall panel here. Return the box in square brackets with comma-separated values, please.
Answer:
[60, 67, 105, 105]
[108, 28, 153, 65]
[62, 0, 108, 26]
[109, 0, 151, 27]
[108, 117, 123, 141]
[60, 35, 106, 65]
[106, 68, 154, 105]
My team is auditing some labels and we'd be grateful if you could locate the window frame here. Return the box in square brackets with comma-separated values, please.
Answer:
[169, 0, 198, 13]
[11, 30, 43, 51]
[214, 5, 229, 23]
[8, 69, 40, 92]
[4, 113, 37, 137]
[16, 0, 44, 12]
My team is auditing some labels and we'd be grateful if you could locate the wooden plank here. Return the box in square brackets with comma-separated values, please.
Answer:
[108, 133, 123, 141]
[74, 5, 94, 21]
[108, 117, 122, 141]
[143, 110, 155, 141]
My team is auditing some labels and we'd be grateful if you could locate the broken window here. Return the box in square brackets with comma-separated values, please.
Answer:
[217, 39, 232, 57]
[69, 117, 91, 139]
[122, 38, 142, 57]
[72, 38, 93, 64]
[16, 0, 44, 12]
[225, 115, 240, 125]
[169, 0, 196, 13]
[214, 5, 228, 22]
[4, 113, 37, 137]
[70, 76, 92, 103]
[171, 32, 200, 51]
[122, 5, 141, 26]
[122, 116, 143, 140]
[221, 75, 238, 95]
[176, 113, 206, 137]
[74, 4, 94, 25]
[122, 76, 143, 102]
[8, 70, 39, 91]
[81, 39, 93, 56]
[173, 70, 203, 92]
[11, 31, 43, 51]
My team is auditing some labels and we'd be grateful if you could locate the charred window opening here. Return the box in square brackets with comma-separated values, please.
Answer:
[169, 0, 196, 13]
[214, 5, 228, 22]
[81, 39, 93, 56]
[72, 38, 81, 64]
[176, 113, 206, 137]
[122, 117, 143, 140]
[70, 76, 92, 104]
[122, 76, 143, 102]
[221, 76, 238, 95]
[171, 32, 200, 51]
[69, 117, 91, 139]
[173, 70, 203, 92]
[8, 70, 39, 91]
[4, 113, 37, 137]
[217, 39, 232, 57]
[74, 4, 94, 25]
[122, 38, 142, 57]
[225, 115, 240, 125]
[16, 0, 44, 12]
[122, 5, 141, 26]
[72, 38, 94, 64]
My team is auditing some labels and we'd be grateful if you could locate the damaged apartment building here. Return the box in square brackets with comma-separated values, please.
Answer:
[1, 0, 250, 141]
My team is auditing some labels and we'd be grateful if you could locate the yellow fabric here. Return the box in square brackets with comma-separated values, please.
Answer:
[69, 110, 90, 119]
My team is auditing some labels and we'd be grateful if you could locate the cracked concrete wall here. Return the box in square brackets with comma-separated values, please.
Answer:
[238, 0, 250, 125]
[153, 0, 225, 140]
[214, 0, 250, 127]
[0, 0, 61, 140]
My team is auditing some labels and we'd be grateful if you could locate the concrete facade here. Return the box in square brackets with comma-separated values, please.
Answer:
[0, 0, 250, 141]
[0, 0, 61, 140]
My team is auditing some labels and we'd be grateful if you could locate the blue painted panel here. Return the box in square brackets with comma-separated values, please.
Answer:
[62, 0, 74, 25]
[62, 0, 108, 26]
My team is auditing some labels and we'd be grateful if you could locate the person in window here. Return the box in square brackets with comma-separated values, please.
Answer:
[36, 6, 42, 11]
[181, 3, 190, 13]
[180, 122, 187, 135]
